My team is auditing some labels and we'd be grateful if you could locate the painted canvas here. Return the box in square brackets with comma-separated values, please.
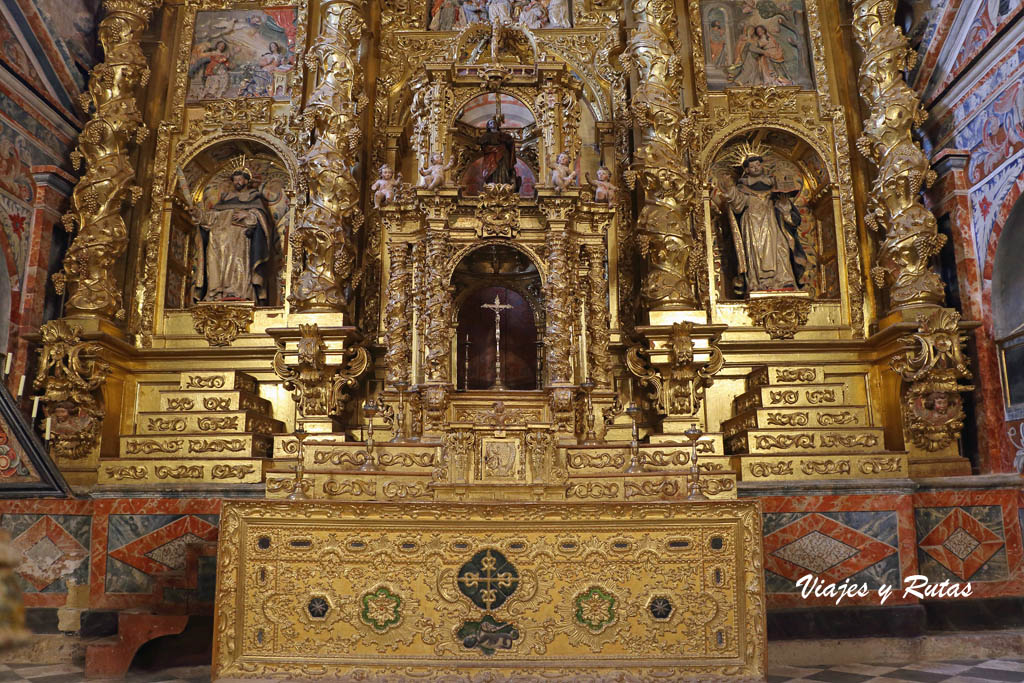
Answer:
[187, 8, 297, 103]
[701, 0, 814, 91]
[429, 0, 572, 31]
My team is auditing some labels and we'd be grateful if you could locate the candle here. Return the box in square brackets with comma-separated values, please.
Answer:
[31, 396, 39, 418]
[3, 354, 10, 375]
[44, 417, 52, 441]
[17, 375, 25, 397]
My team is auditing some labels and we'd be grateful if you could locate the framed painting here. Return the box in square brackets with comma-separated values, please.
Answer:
[700, 0, 815, 91]
[186, 7, 298, 102]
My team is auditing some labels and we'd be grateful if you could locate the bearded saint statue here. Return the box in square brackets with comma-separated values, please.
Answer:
[190, 167, 275, 304]
[715, 146, 806, 294]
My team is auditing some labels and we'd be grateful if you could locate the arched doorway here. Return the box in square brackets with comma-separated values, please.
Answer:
[993, 195, 1024, 417]
[452, 245, 541, 391]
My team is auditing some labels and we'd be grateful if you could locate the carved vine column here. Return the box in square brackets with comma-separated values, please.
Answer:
[851, 0, 945, 313]
[57, 0, 161, 320]
[289, 0, 367, 311]
[384, 241, 411, 385]
[623, 0, 700, 311]
[419, 197, 455, 437]
[541, 197, 577, 432]
[585, 244, 611, 387]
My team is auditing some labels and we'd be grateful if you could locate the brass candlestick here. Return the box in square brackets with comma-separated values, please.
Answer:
[683, 423, 707, 501]
[361, 398, 379, 472]
[580, 380, 600, 445]
[288, 425, 310, 501]
[624, 401, 644, 473]
[391, 380, 409, 442]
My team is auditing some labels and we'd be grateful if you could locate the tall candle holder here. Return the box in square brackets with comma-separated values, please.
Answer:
[625, 400, 644, 473]
[580, 379, 599, 445]
[391, 380, 409, 442]
[361, 397, 379, 472]
[683, 423, 707, 501]
[288, 425, 311, 501]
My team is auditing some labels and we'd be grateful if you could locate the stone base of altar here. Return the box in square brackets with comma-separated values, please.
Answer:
[211, 500, 765, 681]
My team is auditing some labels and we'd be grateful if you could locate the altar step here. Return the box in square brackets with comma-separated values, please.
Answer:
[98, 371, 284, 487]
[723, 365, 909, 479]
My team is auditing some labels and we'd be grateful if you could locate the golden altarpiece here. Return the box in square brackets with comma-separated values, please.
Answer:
[29, 0, 975, 674]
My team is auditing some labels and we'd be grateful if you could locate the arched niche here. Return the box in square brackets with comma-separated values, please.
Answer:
[992, 195, 1024, 414]
[165, 138, 292, 309]
[454, 92, 539, 198]
[708, 128, 839, 300]
[451, 244, 542, 391]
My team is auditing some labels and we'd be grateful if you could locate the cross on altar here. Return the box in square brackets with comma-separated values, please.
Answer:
[482, 293, 513, 390]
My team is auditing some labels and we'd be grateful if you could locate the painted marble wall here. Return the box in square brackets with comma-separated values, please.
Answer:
[915, 0, 1024, 473]
[0, 0, 95, 390]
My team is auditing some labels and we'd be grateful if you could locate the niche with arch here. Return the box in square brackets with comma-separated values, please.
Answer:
[452, 244, 542, 390]
[708, 129, 839, 300]
[167, 139, 291, 309]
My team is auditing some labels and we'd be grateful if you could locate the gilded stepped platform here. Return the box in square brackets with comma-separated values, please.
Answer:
[211, 500, 766, 681]
[723, 366, 909, 480]
[99, 371, 284, 486]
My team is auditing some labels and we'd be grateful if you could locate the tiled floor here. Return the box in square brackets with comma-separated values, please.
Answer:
[768, 659, 1024, 683]
[1, 660, 1023, 682]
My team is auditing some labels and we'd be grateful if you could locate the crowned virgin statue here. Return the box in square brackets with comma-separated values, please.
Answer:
[714, 144, 806, 294]
[189, 163, 275, 304]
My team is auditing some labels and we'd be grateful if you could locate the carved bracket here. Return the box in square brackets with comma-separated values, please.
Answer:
[190, 304, 254, 346]
[272, 323, 370, 418]
[745, 296, 811, 339]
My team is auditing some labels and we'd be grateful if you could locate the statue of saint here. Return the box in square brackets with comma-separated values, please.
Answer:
[463, 118, 520, 194]
[715, 148, 805, 294]
[190, 167, 275, 304]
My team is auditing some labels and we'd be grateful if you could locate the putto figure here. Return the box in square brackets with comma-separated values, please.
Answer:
[549, 152, 576, 191]
[190, 161, 275, 304]
[714, 143, 805, 294]
[372, 164, 402, 208]
[586, 166, 618, 203]
[419, 153, 454, 190]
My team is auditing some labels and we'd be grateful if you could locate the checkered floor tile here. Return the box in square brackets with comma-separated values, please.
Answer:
[2, 659, 1022, 681]
[768, 658, 1024, 683]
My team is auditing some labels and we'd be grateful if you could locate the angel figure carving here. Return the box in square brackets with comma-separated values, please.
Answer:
[372, 164, 401, 208]
[549, 152, 576, 191]
[419, 153, 454, 190]
[585, 166, 618, 204]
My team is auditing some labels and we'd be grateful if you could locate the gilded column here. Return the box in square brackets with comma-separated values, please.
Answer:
[851, 0, 945, 313]
[423, 228, 451, 383]
[289, 0, 367, 311]
[585, 245, 611, 387]
[384, 241, 411, 385]
[541, 197, 576, 431]
[623, 0, 700, 311]
[57, 0, 161, 319]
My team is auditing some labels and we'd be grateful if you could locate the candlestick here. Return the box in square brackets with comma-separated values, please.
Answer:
[3, 354, 10, 376]
[32, 396, 39, 418]
[44, 417, 51, 441]
[17, 375, 25, 397]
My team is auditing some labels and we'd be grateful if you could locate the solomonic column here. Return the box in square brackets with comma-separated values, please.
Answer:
[57, 0, 162, 320]
[289, 0, 367, 313]
[540, 196, 577, 434]
[851, 0, 945, 315]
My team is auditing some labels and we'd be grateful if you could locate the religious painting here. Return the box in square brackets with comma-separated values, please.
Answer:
[457, 93, 538, 198]
[709, 130, 838, 299]
[700, 0, 814, 91]
[429, 0, 572, 31]
[186, 8, 297, 103]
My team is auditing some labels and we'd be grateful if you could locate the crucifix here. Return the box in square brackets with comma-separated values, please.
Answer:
[481, 293, 513, 390]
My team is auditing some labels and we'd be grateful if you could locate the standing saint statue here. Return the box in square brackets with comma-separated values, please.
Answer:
[714, 145, 805, 294]
[463, 118, 520, 194]
[190, 165, 275, 304]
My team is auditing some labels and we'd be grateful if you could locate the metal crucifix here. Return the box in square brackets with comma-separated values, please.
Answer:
[481, 293, 513, 390]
